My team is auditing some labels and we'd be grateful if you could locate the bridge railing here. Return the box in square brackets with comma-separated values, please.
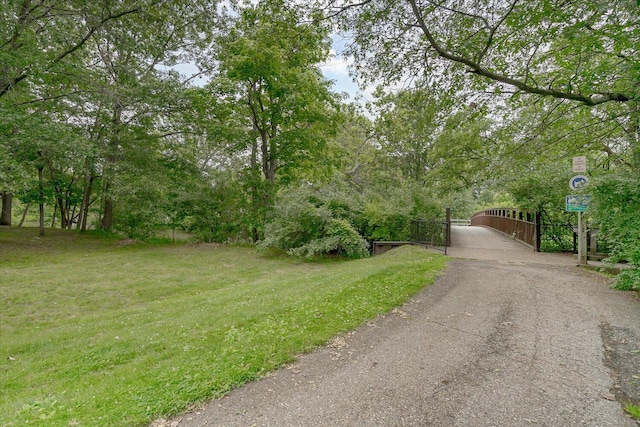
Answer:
[471, 208, 541, 251]
[409, 208, 451, 254]
[410, 219, 448, 246]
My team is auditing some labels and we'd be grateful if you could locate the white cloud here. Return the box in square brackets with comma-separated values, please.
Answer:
[319, 48, 352, 77]
[319, 35, 369, 103]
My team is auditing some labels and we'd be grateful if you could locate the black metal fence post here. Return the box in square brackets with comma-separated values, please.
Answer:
[535, 212, 541, 252]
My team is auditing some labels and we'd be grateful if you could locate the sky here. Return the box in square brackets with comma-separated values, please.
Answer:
[173, 34, 368, 103]
[318, 34, 365, 102]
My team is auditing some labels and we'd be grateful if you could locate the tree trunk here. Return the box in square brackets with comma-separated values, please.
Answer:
[100, 104, 122, 232]
[79, 174, 94, 232]
[259, 129, 277, 216]
[55, 196, 66, 228]
[38, 164, 45, 237]
[50, 203, 57, 228]
[62, 174, 77, 229]
[0, 191, 12, 226]
[18, 203, 31, 227]
[69, 205, 76, 229]
[101, 195, 113, 231]
[77, 164, 93, 231]
[249, 128, 262, 242]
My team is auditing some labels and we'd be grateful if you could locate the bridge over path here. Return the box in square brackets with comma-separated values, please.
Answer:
[447, 225, 576, 266]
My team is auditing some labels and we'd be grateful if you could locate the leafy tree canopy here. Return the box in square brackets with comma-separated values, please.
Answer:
[326, 0, 638, 107]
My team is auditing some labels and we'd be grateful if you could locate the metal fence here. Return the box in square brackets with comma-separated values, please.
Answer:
[410, 219, 449, 254]
[471, 208, 609, 256]
[539, 223, 575, 252]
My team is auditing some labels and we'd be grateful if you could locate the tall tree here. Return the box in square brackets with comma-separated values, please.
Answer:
[373, 89, 445, 183]
[0, 0, 162, 101]
[211, 0, 340, 239]
[328, 0, 640, 170]
[1, 0, 222, 231]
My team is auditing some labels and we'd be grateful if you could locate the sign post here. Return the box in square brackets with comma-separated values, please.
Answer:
[569, 158, 589, 265]
[577, 211, 587, 265]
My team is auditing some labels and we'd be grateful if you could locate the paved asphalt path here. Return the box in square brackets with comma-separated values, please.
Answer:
[169, 226, 640, 427]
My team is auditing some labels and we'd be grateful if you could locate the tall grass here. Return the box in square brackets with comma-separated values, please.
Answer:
[0, 228, 447, 426]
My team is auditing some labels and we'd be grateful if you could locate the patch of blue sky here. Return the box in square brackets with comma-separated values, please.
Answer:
[319, 34, 370, 103]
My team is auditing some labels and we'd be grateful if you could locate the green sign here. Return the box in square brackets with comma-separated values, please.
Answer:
[566, 195, 591, 212]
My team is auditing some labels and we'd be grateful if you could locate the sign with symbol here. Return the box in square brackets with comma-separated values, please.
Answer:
[569, 175, 588, 190]
[566, 195, 591, 212]
[572, 156, 587, 172]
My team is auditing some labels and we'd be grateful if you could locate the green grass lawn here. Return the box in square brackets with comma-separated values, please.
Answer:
[0, 228, 447, 427]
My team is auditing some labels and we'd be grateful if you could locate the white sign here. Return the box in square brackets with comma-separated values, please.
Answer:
[569, 175, 589, 190]
[572, 156, 587, 172]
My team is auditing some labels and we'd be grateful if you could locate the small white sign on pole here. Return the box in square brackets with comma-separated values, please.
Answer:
[572, 156, 587, 172]
[569, 175, 589, 190]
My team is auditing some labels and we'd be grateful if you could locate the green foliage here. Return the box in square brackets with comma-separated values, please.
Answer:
[591, 172, 640, 290]
[181, 175, 248, 244]
[337, 0, 638, 107]
[1, 0, 223, 235]
[289, 218, 370, 259]
[111, 192, 162, 240]
[428, 106, 492, 193]
[259, 186, 369, 259]
[613, 269, 640, 292]
[373, 89, 444, 183]
[362, 202, 411, 241]
[358, 183, 438, 242]
[625, 403, 640, 420]
[213, 0, 338, 193]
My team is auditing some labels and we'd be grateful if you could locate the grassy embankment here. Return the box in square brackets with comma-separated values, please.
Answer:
[0, 228, 447, 426]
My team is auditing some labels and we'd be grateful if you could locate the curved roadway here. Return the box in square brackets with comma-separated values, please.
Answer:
[165, 226, 639, 427]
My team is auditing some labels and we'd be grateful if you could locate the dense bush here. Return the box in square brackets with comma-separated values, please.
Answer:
[591, 172, 640, 291]
[359, 182, 444, 242]
[182, 177, 249, 243]
[259, 186, 369, 259]
[112, 185, 164, 240]
[361, 201, 411, 241]
[288, 218, 370, 259]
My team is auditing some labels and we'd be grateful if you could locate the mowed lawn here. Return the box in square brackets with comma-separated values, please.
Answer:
[0, 228, 447, 427]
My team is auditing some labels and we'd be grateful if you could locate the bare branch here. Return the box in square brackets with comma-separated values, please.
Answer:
[426, 0, 490, 28]
[321, 0, 374, 20]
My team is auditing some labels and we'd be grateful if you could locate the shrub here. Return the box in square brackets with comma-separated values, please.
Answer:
[361, 202, 410, 241]
[613, 269, 640, 292]
[591, 172, 640, 290]
[259, 186, 369, 259]
[289, 218, 370, 259]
